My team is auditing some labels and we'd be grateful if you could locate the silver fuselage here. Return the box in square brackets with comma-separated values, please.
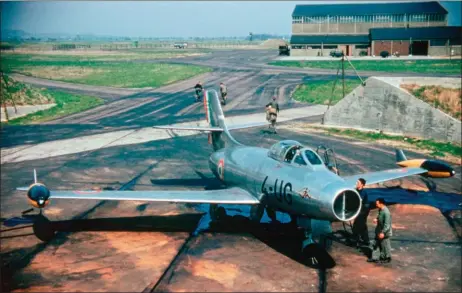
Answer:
[209, 146, 361, 222]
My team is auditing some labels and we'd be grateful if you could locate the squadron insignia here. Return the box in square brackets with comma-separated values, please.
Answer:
[218, 159, 225, 181]
[299, 188, 313, 199]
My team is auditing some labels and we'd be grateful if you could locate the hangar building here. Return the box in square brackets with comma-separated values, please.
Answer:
[290, 1, 461, 57]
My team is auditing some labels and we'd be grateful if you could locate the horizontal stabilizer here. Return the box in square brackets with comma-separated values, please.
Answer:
[152, 121, 269, 132]
[152, 125, 223, 132]
[227, 121, 270, 130]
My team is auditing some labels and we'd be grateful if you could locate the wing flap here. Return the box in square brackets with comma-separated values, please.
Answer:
[342, 167, 428, 187]
[47, 187, 260, 205]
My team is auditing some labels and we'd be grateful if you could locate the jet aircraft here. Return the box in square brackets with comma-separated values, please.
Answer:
[19, 89, 456, 267]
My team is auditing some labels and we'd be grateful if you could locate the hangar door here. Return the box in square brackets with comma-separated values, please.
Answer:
[410, 41, 428, 56]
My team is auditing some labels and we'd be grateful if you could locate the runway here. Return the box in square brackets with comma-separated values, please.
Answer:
[1, 49, 461, 292]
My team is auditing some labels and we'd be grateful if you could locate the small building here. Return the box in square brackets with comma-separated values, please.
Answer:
[290, 1, 457, 56]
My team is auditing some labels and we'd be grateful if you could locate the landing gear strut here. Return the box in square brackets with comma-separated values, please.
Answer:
[32, 213, 55, 242]
[297, 216, 336, 269]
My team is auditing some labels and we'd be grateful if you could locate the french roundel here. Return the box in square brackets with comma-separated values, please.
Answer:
[217, 159, 225, 180]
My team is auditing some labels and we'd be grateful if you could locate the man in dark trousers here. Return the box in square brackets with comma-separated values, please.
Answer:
[219, 82, 227, 105]
[194, 81, 203, 102]
[265, 96, 280, 133]
[351, 178, 370, 249]
[368, 197, 393, 263]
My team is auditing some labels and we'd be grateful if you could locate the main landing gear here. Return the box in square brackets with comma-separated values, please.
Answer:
[250, 204, 336, 269]
[32, 212, 56, 242]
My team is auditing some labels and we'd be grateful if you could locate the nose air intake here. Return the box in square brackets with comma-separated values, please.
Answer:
[332, 189, 361, 221]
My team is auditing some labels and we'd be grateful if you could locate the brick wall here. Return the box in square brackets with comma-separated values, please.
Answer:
[373, 40, 410, 55]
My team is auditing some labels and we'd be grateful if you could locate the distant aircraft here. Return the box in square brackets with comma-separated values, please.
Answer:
[19, 90, 456, 267]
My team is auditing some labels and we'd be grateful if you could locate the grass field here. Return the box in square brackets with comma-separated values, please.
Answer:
[269, 59, 462, 75]
[292, 79, 363, 105]
[5, 89, 104, 125]
[1, 53, 213, 88]
[401, 84, 461, 120]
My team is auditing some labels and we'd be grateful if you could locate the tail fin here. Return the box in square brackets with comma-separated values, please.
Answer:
[204, 90, 241, 151]
[395, 149, 407, 163]
[152, 90, 268, 151]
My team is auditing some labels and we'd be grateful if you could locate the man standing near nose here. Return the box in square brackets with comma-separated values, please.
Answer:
[351, 178, 370, 249]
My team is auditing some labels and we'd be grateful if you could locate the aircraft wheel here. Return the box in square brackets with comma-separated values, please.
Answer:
[33, 215, 56, 242]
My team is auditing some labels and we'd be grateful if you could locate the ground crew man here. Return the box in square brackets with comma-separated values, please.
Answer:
[194, 82, 203, 102]
[265, 96, 279, 133]
[219, 82, 227, 105]
[368, 197, 392, 263]
[351, 178, 370, 249]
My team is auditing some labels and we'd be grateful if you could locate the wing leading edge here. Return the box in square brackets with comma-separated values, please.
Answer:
[342, 167, 428, 187]
[36, 187, 260, 205]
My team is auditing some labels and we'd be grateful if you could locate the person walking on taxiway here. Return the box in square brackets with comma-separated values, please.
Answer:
[265, 96, 280, 133]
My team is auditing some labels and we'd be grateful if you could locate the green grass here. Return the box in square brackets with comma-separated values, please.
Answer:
[6, 90, 104, 125]
[269, 59, 462, 74]
[320, 127, 461, 158]
[1, 53, 213, 88]
[292, 79, 363, 105]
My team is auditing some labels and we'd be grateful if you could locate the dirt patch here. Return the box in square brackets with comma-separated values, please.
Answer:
[20, 66, 106, 80]
[0, 76, 54, 106]
[400, 84, 462, 120]
[259, 39, 288, 49]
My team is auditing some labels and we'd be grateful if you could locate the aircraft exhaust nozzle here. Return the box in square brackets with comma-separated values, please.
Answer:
[332, 188, 361, 222]
[27, 183, 51, 209]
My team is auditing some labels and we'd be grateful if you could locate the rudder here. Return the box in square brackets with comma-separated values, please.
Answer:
[204, 90, 240, 151]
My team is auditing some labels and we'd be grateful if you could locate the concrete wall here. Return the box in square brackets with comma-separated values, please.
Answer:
[428, 45, 462, 56]
[323, 77, 461, 143]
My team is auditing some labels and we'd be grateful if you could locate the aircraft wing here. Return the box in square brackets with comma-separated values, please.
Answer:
[28, 187, 260, 205]
[342, 167, 428, 187]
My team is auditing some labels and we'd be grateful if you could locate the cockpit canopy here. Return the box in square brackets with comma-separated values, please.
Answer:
[268, 140, 304, 162]
[267, 140, 325, 168]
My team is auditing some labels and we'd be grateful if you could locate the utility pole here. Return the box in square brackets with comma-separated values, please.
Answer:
[342, 54, 345, 101]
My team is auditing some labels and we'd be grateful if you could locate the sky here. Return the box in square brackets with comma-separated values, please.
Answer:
[1, 0, 461, 38]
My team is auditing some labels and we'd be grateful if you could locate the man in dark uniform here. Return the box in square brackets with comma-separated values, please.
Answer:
[194, 81, 203, 102]
[368, 197, 393, 263]
[351, 178, 370, 249]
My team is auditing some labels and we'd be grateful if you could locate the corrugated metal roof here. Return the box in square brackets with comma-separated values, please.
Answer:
[292, 1, 447, 17]
[290, 35, 370, 45]
[370, 26, 462, 40]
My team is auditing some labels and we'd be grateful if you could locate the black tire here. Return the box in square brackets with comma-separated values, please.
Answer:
[33, 215, 56, 242]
